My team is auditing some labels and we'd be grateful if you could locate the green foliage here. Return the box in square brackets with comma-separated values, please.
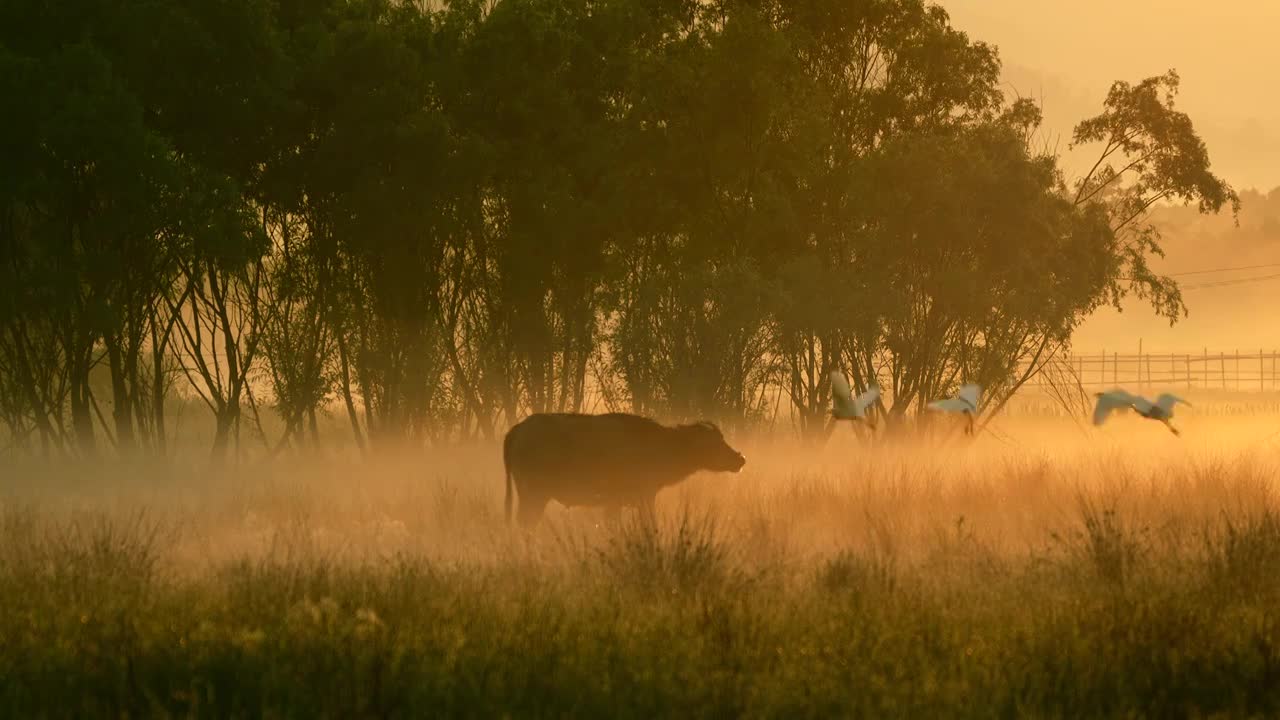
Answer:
[1072, 70, 1240, 323]
[0, 0, 1241, 454]
[852, 116, 1123, 415]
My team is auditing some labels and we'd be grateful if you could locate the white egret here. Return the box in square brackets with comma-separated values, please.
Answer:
[1093, 389, 1190, 436]
[829, 371, 880, 425]
[927, 384, 982, 435]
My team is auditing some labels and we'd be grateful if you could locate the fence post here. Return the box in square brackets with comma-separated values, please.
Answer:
[1185, 353, 1191, 389]
[1113, 351, 1118, 386]
[1221, 351, 1226, 390]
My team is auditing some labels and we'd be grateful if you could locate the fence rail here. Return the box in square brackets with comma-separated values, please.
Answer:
[1019, 350, 1280, 392]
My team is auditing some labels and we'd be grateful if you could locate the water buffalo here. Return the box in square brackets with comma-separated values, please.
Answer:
[502, 412, 746, 527]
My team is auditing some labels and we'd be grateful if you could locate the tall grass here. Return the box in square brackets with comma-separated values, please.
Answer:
[3, 422, 1280, 717]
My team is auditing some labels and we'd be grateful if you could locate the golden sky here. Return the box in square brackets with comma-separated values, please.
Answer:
[942, 1, 1280, 192]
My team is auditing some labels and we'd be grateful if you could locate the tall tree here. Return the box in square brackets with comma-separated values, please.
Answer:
[768, 0, 1002, 439]
[0, 31, 187, 456]
[604, 0, 804, 426]
[298, 3, 462, 447]
[1071, 70, 1240, 323]
[850, 106, 1119, 423]
[444, 0, 649, 420]
[138, 0, 290, 461]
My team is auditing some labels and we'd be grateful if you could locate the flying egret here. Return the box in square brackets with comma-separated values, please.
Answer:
[1093, 389, 1190, 436]
[829, 371, 879, 425]
[927, 384, 982, 435]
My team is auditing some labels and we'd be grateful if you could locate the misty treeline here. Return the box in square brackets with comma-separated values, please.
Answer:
[0, 0, 1237, 460]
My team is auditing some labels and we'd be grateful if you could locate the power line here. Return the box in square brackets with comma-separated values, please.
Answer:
[1182, 272, 1280, 291]
[1114, 261, 1280, 291]
[1170, 262, 1280, 277]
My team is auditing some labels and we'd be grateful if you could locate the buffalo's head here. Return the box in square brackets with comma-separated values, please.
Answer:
[680, 421, 746, 473]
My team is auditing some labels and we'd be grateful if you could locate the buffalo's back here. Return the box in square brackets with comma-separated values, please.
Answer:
[504, 413, 678, 504]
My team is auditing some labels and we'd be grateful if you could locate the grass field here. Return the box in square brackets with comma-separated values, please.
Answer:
[4, 411, 1280, 717]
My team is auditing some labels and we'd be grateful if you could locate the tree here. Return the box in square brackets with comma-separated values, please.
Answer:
[767, 0, 1004, 439]
[442, 0, 646, 421]
[131, 0, 290, 462]
[297, 4, 461, 447]
[849, 108, 1120, 425]
[1071, 70, 1239, 322]
[162, 171, 268, 462]
[0, 32, 188, 457]
[0, 47, 68, 453]
[603, 0, 808, 427]
[257, 208, 334, 452]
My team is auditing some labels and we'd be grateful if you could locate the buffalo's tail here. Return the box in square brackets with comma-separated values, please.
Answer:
[503, 431, 515, 525]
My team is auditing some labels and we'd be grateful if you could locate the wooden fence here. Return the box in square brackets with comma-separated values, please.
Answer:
[1020, 350, 1280, 392]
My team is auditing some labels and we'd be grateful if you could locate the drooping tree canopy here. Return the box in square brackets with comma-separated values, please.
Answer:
[0, 0, 1236, 457]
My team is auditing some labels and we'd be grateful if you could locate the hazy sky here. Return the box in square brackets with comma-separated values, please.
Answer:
[942, 1, 1280, 192]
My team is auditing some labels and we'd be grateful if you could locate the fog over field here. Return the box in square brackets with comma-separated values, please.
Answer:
[6, 409, 1280, 715]
[7, 410, 1280, 570]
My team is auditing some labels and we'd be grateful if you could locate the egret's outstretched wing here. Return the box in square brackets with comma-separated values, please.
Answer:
[830, 371, 856, 418]
[830, 370, 852, 400]
[957, 384, 982, 413]
[853, 385, 880, 416]
[1092, 389, 1135, 426]
[1155, 393, 1188, 414]
[929, 397, 973, 414]
[1129, 395, 1155, 415]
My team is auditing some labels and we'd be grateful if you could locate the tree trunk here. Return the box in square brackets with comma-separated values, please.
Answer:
[210, 406, 235, 465]
[308, 407, 320, 447]
[67, 342, 95, 457]
[335, 332, 366, 453]
[105, 334, 136, 454]
[150, 318, 168, 457]
[5, 322, 61, 451]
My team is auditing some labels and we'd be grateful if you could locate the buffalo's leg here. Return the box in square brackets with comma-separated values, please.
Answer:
[516, 492, 549, 529]
[637, 494, 658, 526]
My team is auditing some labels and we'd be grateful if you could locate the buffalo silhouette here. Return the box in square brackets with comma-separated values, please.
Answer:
[503, 412, 746, 527]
